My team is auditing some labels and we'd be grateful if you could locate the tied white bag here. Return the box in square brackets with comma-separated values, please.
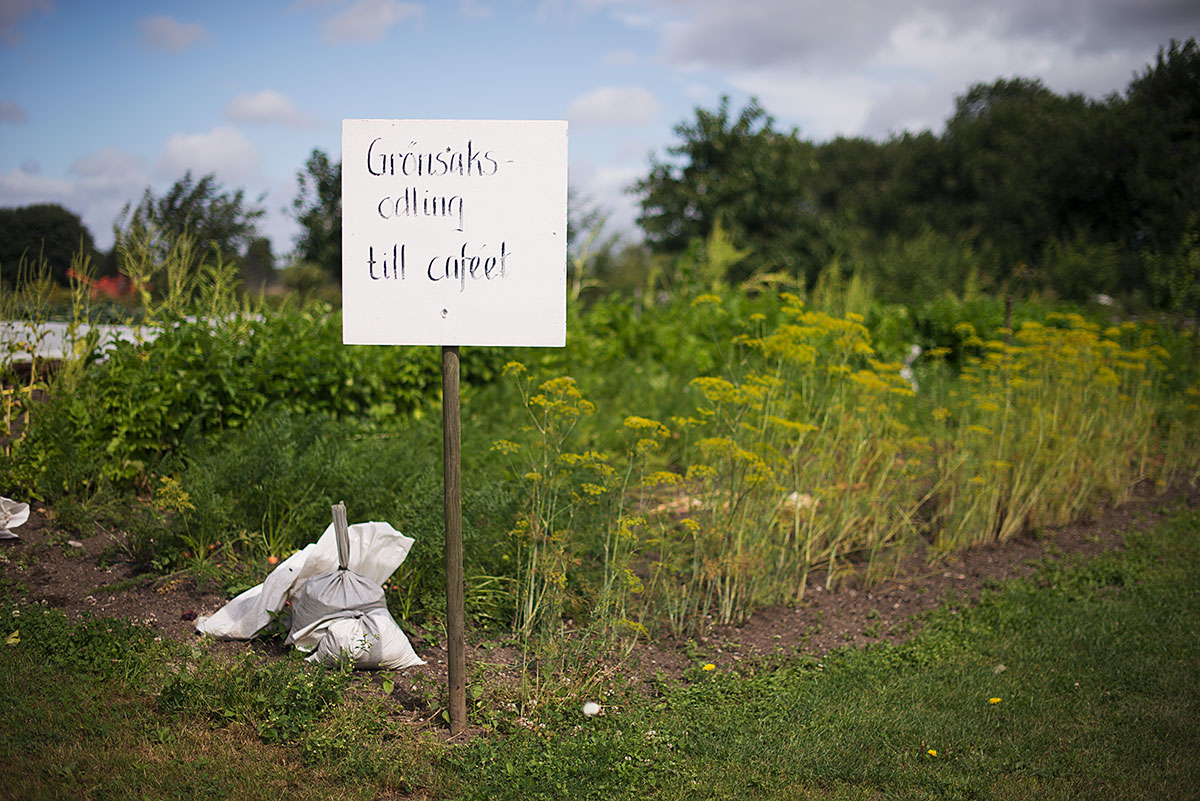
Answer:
[287, 504, 423, 670]
[195, 513, 424, 670]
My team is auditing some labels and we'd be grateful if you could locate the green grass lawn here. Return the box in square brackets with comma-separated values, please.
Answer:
[3, 507, 1198, 800]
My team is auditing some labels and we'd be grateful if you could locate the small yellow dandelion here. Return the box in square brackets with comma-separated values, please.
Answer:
[988, 697, 1002, 704]
[927, 749, 937, 757]
[702, 663, 716, 671]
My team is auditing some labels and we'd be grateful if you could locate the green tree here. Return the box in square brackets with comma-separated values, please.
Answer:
[118, 171, 265, 262]
[240, 236, 276, 292]
[1120, 38, 1200, 260]
[0, 203, 97, 286]
[1145, 216, 1200, 332]
[631, 97, 832, 285]
[291, 149, 341, 281]
[942, 78, 1113, 277]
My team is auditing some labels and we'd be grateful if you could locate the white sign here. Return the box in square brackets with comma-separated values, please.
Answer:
[341, 119, 567, 347]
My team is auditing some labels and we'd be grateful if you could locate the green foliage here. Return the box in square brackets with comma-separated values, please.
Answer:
[166, 407, 521, 627]
[13, 301, 451, 489]
[0, 203, 98, 287]
[1144, 216, 1200, 325]
[0, 603, 165, 685]
[632, 96, 834, 286]
[868, 227, 987, 305]
[1121, 38, 1200, 259]
[1040, 232, 1123, 301]
[158, 649, 348, 744]
[117, 170, 265, 268]
[290, 149, 342, 280]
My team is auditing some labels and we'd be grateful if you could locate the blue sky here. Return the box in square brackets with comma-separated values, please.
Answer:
[2, 0, 1197, 256]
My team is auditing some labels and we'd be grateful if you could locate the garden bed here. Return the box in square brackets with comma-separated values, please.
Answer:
[4, 479, 1194, 717]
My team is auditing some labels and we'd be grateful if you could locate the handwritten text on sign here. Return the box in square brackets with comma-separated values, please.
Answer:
[342, 119, 567, 346]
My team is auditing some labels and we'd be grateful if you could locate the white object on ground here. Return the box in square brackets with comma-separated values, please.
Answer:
[0, 497, 30, 539]
[195, 520, 424, 670]
[583, 701, 601, 717]
[304, 607, 423, 670]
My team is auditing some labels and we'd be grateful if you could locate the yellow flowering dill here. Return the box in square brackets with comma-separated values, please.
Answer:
[490, 439, 521, 455]
[615, 516, 645, 541]
[523, 471, 543, 482]
[691, 294, 722, 307]
[624, 415, 671, 438]
[690, 376, 740, 404]
[679, 518, 701, 534]
[581, 483, 607, 496]
[967, 425, 993, 436]
[749, 312, 767, 323]
[686, 464, 718, 481]
[976, 400, 1001, 414]
[154, 476, 195, 514]
[641, 471, 683, 487]
[968, 475, 986, 486]
[767, 416, 819, 434]
[932, 407, 952, 423]
[698, 437, 736, 455]
[501, 361, 527, 377]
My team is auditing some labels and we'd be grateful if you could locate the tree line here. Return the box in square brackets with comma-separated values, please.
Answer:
[2, 39, 1196, 314]
[631, 38, 1199, 311]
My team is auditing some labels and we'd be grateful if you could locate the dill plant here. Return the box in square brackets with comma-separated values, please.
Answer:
[651, 293, 931, 628]
[930, 314, 1180, 549]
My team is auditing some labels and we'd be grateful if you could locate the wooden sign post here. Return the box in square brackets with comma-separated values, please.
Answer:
[342, 119, 567, 734]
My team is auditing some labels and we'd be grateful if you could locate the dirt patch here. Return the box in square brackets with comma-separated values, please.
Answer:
[2, 482, 1196, 715]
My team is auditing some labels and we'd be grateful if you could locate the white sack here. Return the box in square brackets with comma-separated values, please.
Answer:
[1, 496, 30, 540]
[303, 608, 425, 670]
[287, 568, 387, 647]
[195, 521, 414, 640]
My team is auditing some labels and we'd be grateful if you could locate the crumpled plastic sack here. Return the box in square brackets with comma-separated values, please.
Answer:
[287, 567, 386, 648]
[304, 607, 422, 670]
[195, 520, 424, 670]
[1, 497, 30, 540]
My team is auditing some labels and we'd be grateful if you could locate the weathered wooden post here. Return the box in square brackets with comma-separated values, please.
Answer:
[441, 344, 466, 731]
[341, 119, 567, 735]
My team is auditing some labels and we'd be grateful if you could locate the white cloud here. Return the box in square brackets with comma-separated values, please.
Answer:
[595, 0, 1200, 139]
[569, 159, 644, 235]
[1, 100, 29, 123]
[137, 15, 209, 52]
[323, 0, 424, 43]
[225, 89, 320, 129]
[0, 165, 72, 202]
[156, 126, 261, 183]
[567, 86, 661, 128]
[0, 149, 151, 247]
[0, 0, 52, 46]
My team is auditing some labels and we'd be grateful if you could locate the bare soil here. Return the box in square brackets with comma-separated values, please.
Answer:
[3, 482, 1197, 725]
